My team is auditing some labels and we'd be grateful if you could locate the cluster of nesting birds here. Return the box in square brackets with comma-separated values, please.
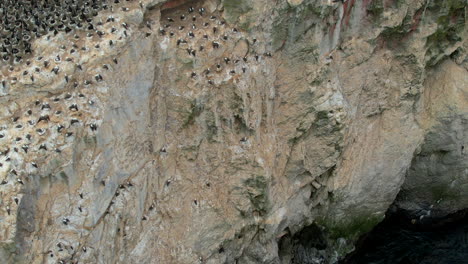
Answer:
[0, 2, 140, 92]
[0, 91, 100, 186]
[159, 4, 273, 87]
[0, 0, 139, 65]
[0, 3, 272, 263]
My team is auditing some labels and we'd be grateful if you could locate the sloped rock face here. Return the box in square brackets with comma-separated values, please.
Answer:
[395, 60, 468, 220]
[0, 0, 466, 263]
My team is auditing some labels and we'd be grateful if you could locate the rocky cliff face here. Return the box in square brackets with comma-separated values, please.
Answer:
[0, 0, 466, 263]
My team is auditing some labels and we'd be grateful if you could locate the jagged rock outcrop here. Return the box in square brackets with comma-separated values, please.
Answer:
[0, 0, 466, 263]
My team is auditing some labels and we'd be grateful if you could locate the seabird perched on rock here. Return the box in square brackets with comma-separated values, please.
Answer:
[36, 128, 46, 135]
[41, 103, 51, 110]
[38, 115, 50, 123]
[51, 66, 59, 75]
[199, 7, 206, 16]
[70, 118, 80, 125]
[22, 145, 29, 153]
[68, 104, 78, 111]
[62, 218, 70, 225]
[95, 74, 103, 82]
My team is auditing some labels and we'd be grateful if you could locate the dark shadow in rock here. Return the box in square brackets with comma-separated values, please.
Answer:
[341, 208, 468, 264]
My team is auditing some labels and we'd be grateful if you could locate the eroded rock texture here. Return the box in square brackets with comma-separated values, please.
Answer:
[0, 0, 466, 263]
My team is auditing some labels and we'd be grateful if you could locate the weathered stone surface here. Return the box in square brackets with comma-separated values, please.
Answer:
[0, 0, 466, 263]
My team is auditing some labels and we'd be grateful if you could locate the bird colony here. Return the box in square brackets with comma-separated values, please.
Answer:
[0, 0, 273, 263]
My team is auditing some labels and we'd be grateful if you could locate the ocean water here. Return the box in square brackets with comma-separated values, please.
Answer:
[342, 210, 468, 264]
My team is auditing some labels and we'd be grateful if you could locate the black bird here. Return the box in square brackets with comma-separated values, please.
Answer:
[95, 74, 103, 82]
[52, 66, 59, 74]
[69, 104, 79, 111]
[41, 103, 51, 110]
[38, 115, 50, 123]
[70, 118, 80, 125]
[198, 7, 205, 16]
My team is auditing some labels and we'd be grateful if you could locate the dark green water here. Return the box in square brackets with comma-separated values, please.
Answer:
[342, 210, 468, 264]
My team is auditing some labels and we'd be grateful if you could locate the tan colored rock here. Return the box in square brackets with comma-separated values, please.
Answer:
[287, 0, 303, 6]
[0, 0, 466, 263]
